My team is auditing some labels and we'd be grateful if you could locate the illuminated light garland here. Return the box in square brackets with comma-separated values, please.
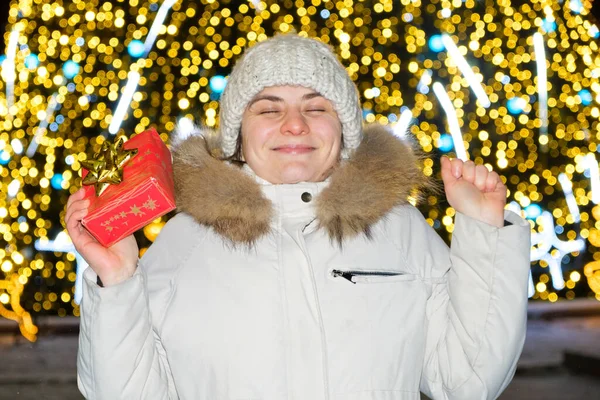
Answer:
[585, 153, 600, 204]
[25, 93, 59, 157]
[533, 32, 549, 145]
[441, 34, 491, 108]
[416, 69, 432, 94]
[108, 71, 141, 134]
[531, 211, 585, 289]
[542, 252, 566, 290]
[143, 0, 178, 57]
[0, 0, 599, 327]
[108, 0, 177, 135]
[583, 261, 600, 299]
[2, 26, 21, 113]
[35, 232, 88, 305]
[176, 116, 196, 142]
[393, 109, 413, 138]
[248, 0, 265, 12]
[507, 200, 584, 297]
[6, 178, 20, 198]
[0, 274, 38, 342]
[558, 173, 581, 223]
[432, 82, 467, 161]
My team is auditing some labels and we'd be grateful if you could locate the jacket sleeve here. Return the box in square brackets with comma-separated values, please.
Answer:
[77, 214, 198, 399]
[403, 207, 531, 400]
[77, 267, 178, 399]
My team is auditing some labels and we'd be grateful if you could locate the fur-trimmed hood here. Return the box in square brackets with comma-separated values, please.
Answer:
[171, 124, 427, 245]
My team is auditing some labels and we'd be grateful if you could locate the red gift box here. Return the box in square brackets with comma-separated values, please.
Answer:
[81, 128, 176, 247]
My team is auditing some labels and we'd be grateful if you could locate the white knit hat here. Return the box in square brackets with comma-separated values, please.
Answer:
[218, 34, 363, 159]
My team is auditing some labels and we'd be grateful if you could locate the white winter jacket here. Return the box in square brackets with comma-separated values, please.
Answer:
[77, 125, 531, 400]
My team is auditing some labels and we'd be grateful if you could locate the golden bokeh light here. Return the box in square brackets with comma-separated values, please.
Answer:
[0, 0, 599, 340]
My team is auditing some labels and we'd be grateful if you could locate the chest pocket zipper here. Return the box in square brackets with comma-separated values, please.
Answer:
[331, 269, 415, 284]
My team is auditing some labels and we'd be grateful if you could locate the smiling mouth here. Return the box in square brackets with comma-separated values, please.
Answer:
[272, 145, 316, 154]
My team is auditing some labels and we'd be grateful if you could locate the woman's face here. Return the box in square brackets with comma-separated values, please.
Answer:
[241, 86, 342, 184]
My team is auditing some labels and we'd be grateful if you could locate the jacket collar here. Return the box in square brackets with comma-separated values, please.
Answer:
[171, 124, 427, 246]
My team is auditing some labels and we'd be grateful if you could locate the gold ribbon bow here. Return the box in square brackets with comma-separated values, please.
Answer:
[81, 136, 138, 196]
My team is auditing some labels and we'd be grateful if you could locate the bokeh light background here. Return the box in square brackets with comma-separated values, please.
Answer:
[0, 0, 599, 341]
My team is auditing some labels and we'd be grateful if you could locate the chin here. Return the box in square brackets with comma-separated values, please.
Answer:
[278, 172, 315, 184]
[277, 164, 318, 184]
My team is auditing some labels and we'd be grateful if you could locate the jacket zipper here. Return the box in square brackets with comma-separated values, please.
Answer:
[331, 269, 404, 284]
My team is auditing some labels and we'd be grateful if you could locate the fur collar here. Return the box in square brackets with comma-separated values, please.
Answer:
[171, 124, 427, 246]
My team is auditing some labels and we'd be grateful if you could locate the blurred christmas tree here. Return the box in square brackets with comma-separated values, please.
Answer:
[0, 0, 599, 340]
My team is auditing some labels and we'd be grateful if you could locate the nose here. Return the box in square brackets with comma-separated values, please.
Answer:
[280, 108, 309, 136]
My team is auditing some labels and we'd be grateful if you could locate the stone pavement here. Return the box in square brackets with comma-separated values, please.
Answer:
[1, 299, 600, 400]
[497, 300, 600, 400]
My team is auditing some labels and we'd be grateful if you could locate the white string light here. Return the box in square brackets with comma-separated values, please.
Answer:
[35, 232, 88, 304]
[432, 82, 467, 160]
[533, 33, 549, 143]
[442, 34, 490, 108]
[393, 109, 413, 138]
[26, 93, 59, 157]
[108, 71, 141, 134]
[2, 27, 21, 113]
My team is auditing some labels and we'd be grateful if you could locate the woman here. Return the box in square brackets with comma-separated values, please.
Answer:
[66, 34, 531, 400]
